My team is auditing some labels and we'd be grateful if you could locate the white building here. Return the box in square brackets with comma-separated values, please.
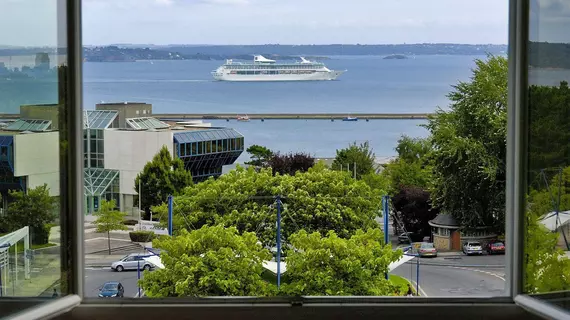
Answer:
[0, 103, 244, 215]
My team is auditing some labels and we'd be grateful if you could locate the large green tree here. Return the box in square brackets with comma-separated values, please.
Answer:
[424, 55, 508, 230]
[332, 141, 376, 179]
[528, 81, 570, 183]
[152, 163, 383, 247]
[1, 184, 57, 244]
[282, 228, 402, 296]
[135, 146, 193, 219]
[93, 199, 128, 255]
[139, 225, 272, 297]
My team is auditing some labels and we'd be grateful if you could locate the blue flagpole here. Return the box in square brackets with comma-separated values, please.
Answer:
[276, 195, 282, 289]
[167, 195, 173, 236]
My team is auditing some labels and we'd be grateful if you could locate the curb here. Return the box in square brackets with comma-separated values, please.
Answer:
[404, 261, 505, 268]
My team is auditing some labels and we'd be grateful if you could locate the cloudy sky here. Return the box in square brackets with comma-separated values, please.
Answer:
[0, 0, 517, 46]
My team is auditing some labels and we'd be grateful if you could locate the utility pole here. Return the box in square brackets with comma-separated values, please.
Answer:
[353, 162, 356, 179]
[276, 195, 282, 289]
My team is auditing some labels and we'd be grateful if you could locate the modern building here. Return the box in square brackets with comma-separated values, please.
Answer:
[0, 103, 244, 215]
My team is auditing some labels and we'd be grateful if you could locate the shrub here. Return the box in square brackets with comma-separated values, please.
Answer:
[123, 219, 139, 226]
[129, 231, 156, 243]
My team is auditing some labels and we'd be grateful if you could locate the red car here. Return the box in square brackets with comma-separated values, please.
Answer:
[486, 241, 505, 255]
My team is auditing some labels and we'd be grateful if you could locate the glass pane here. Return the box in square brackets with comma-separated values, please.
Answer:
[0, 0, 72, 316]
[524, 0, 570, 312]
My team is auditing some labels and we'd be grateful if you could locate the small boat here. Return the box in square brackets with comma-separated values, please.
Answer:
[237, 115, 250, 122]
[342, 116, 358, 122]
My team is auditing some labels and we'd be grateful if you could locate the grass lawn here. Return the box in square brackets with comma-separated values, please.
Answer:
[389, 275, 417, 296]
[8, 242, 57, 253]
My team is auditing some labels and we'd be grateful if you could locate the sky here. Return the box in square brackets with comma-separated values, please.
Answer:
[0, 0, 526, 47]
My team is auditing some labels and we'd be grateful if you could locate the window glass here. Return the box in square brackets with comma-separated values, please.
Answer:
[0, 0, 72, 317]
[524, 0, 570, 311]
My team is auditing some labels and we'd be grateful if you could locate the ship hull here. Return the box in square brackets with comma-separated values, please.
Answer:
[212, 70, 345, 82]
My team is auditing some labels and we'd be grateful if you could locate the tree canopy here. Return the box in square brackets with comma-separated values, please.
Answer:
[424, 55, 508, 230]
[135, 146, 193, 219]
[282, 228, 402, 296]
[524, 212, 570, 293]
[268, 152, 315, 176]
[0, 184, 57, 244]
[152, 164, 383, 247]
[332, 141, 376, 179]
[245, 144, 274, 167]
[391, 186, 438, 237]
[139, 225, 272, 297]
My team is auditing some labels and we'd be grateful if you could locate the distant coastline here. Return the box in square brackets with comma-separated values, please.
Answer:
[0, 43, 507, 63]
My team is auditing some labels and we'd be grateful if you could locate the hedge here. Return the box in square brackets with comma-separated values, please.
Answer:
[123, 219, 139, 226]
[129, 231, 156, 243]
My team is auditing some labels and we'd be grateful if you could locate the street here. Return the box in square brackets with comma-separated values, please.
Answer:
[85, 268, 146, 298]
[84, 254, 505, 298]
[392, 254, 505, 297]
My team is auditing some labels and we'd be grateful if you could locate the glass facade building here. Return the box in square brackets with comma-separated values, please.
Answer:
[174, 129, 245, 181]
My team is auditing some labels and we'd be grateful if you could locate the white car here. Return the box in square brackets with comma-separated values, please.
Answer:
[111, 253, 155, 272]
[462, 241, 484, 255]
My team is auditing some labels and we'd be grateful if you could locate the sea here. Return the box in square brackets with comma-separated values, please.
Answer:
[5, 54, 486, 162]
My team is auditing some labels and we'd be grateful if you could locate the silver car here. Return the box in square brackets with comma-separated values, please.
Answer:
[111, 253, 154, 272]
[462, 241, 483, 255]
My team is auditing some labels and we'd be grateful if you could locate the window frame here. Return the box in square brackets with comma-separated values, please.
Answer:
[4, 0, 566, 319]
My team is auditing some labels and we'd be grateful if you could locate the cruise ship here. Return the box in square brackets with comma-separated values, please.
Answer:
[212, 55, 345, 82]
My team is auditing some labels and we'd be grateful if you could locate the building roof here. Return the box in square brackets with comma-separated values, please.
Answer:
[429, 214, 459, 228]
[84, 168, 119, 196]
[5, 119, 51, 132]
[173, 128, 243, 144]
[83, 110, 118, 129]
[126, 117, 170, 130]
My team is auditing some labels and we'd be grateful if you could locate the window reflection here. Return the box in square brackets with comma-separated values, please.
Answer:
[0, 0, 66, 317]
[525, 0, 570, 310]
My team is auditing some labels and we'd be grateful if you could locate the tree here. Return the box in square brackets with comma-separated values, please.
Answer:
[93, 199, 128, 254]
[528, 82, 570, 183]
[0, 184, 57, 244]
[245, 144, 273, 167]
[139, 225, 272, 297]
[154, 164, 383, 248]
[424, 55, 507, 230]
[524, 212, 570, 293]
[332, 141, 376, 179]
[135, 146, 193, 219]
[391, 186, 438, 237]
[282, 228, 403, 296]
[268, 152, 315, 176]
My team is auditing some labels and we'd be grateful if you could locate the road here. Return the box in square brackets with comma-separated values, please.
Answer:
[85, 267, 146, 298]
[392, 255, 505, 297]
[85, 254, 505, 298]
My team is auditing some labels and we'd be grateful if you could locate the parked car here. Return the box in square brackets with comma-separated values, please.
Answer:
[418, 242, 438, 258]
[98, 281, 124, 298]
[462, 241, 484, 255]
[398, 232, 414, 243]
[486, 241, 505, 255]
[111, 253, 154, 272]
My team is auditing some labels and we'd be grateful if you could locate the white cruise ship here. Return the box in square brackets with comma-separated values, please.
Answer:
[212, 55, 345, 82]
